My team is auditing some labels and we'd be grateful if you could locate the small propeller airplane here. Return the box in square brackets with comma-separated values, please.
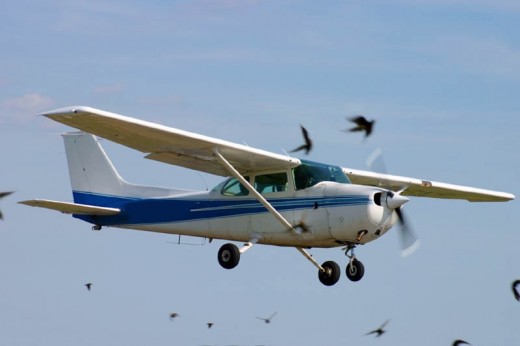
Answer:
[20, 107, 515, 286]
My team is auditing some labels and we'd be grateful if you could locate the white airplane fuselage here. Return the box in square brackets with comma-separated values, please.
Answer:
[74, 181, 397, 248]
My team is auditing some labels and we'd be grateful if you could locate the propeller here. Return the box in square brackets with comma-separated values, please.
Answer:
[367, 148, 420, 257]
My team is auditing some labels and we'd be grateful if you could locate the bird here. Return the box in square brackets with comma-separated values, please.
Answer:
[452, 339, 471, 346]
[169, 312, 179, 320]
[290, 125, 312, 155]
[85, 283, 92, 291]
[256, 312, 277, 324]
[365, 319, 389, 337]
[512, 279, 520, 301]
[0, 191, 13, 220]
[345, 115, 375, 138]
[206, 322, 214, 329]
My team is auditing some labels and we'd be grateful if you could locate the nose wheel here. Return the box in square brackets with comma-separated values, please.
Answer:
[344, 244, 365, 282]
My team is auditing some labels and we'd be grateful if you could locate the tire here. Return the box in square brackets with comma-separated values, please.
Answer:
[346, 258, 365, 282]
[318, 260, 340, 286]
[218, 243, 240, 269]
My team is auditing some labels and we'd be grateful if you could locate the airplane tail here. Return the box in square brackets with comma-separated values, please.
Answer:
[63, 132, 127, 198]
[20, 132, 190, 216]
[63, 132, 180, 205]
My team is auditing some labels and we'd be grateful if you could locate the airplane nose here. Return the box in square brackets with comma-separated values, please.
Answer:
[386, 193, 409, 210]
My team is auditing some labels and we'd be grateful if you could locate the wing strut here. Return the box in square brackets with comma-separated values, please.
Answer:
[213, 149, 325, 272]
[213, 149, 294, 231]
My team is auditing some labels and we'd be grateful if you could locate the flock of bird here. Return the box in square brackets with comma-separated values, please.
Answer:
[0, 114, 517, 345]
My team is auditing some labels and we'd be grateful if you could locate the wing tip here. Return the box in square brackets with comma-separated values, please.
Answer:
[38, 105, 96, 118]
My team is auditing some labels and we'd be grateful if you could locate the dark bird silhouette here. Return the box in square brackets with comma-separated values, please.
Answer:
[290, 125, 312, 155]
[365, 319, 389, 337]
[452, 339, 471, 346]
[345, 116, 375, 138]
[85, 283, 92, 291]
[256, 312, 277, 324]
[512, 279, 520, 301]
[169, 312, 179, 320]
[0, 191, 13, 220]
[206, 322, 214, 329]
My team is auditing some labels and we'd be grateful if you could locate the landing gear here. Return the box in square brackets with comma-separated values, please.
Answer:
[344, 244, 365, 282]
[318, 261, 340, 286]
[218, 243, 240, 269]
[346, 258, 365, 282]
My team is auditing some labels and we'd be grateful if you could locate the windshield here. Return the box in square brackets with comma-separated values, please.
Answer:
[293, 160, 350, 190]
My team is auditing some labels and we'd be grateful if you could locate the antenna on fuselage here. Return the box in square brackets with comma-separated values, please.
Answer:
[197, 172, 209, 191]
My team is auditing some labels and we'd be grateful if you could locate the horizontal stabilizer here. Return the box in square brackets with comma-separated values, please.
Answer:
[19, 199, 120, 215]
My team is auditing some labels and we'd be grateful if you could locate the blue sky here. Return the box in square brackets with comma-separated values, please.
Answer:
[1, 1, 519, 345]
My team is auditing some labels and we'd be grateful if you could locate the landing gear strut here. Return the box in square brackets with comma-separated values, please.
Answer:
[344, 244, 365, 282]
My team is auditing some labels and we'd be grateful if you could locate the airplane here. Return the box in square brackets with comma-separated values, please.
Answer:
[20, 106, 515, 286]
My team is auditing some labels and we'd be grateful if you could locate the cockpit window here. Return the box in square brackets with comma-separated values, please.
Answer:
[293, 160, 350, 190]
[254, 173, 288, 194]
[221, 176, 250, 196]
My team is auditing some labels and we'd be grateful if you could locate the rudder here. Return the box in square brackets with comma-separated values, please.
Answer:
[63, 132, 129, 198]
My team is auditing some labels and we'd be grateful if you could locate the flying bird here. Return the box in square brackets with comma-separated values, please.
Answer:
[452, 339, 471, 346]
[169, 312, 179, 320]
[365, 319, 389, 337]
[345, 116, 375, 138]
[0, 191, 13, 220]
[256, 312, 277, 324]
[290, 125, 312, 155]
[512, 279, 520, 301]
[85, 283, 92, 291]
[206, 322, 214, 329]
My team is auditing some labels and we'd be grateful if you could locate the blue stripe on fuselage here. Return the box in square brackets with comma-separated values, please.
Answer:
[72, 191, 370, 225]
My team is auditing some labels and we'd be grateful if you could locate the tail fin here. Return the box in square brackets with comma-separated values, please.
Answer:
[20, 132, 186, 216]
[63, 132, 129, 197]
[63, 132, 190, 204]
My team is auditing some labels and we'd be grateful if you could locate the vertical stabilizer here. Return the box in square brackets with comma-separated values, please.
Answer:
[62, 132, 190, 203]
[63, 132, 129, 197]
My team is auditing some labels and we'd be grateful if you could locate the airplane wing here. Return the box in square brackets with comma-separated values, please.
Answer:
[19, 199, 121, 215]
[40, 106, 300, 176]
[343, 167, 514, 202]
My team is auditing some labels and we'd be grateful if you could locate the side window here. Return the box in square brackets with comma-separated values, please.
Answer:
[254, 173, 288, 194]
[293, 165, 314, 190]
[221, 177, 250, 196]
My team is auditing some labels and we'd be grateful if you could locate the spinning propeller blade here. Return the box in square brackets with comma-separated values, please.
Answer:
[394, 207, 420, 257]
[367, 148, 420, 257]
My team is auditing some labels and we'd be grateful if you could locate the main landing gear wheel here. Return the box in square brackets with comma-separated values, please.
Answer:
[318, 261, 340, 286]
[346, 258, 365, 282]
[218, 243, 240, 269]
